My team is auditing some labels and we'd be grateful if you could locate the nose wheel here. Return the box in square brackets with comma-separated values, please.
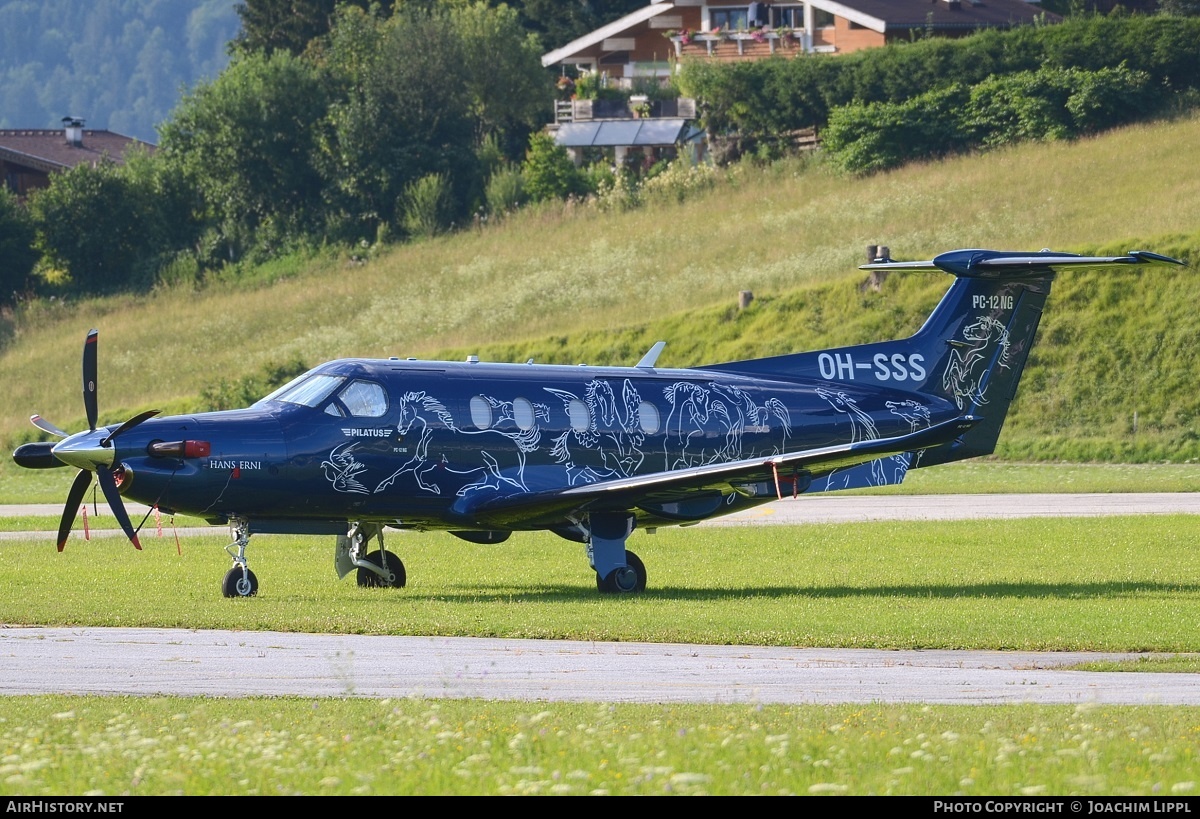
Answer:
[221, 519, 258, 598]
[222, 567, 259, 598]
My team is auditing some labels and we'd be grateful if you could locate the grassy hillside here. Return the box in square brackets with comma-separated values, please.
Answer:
[2, 111, 1199, 465]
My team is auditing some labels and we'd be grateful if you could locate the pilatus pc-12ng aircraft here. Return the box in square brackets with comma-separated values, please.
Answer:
[13, 248, 1185, 597]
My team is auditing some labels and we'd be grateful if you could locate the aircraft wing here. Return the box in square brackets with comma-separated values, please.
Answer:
[464, 416, 979, 528]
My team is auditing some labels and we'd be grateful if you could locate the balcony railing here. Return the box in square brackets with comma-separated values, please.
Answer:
[554, 97, 697, 125]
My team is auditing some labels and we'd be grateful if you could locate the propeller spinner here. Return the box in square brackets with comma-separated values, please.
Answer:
[18, 329, 159, 552]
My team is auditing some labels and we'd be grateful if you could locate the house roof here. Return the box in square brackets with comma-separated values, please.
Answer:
[542, 3, 676, 67]
[554, 119, 700, 149]
[0, 129, 154, 174]
[542, 1, 1057, 65]
[809, 0, 1056, 33]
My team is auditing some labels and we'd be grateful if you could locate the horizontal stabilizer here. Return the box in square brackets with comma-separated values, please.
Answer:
[861, 249, 1185, 278]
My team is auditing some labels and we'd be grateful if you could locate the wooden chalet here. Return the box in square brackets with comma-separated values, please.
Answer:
[0, 118, 153, 200]
[542, 1, 1060, 84]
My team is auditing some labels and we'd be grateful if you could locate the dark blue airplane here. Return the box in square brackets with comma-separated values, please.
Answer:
[13, 248, 1185, 597]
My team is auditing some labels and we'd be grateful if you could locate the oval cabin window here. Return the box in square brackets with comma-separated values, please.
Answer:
[469, 395, 492, 429]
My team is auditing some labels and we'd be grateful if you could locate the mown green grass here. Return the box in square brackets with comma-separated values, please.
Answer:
[1, 697, 1198, 796]
[3, 516, 1199, 652]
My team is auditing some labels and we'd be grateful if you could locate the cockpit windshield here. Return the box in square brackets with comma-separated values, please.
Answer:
[262, 374, 345, 408]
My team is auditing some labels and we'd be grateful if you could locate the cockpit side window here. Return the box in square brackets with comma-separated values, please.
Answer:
[339, 380, 389, 418]
[272, 374, 345, 407]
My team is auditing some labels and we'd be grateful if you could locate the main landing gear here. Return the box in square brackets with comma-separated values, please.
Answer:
[584, 512, 647, 595]
[336, 522, 406, 589]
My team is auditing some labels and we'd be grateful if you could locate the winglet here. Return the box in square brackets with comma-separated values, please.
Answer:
[636, 341, 666, 369]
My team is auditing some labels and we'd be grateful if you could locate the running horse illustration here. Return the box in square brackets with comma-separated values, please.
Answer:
[943, 316, 1012, 410]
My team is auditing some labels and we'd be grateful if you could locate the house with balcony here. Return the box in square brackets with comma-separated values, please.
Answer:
[0, 118, 152, 200]
[542, 1, 1059, 84]
[543, 1, 1057, 166]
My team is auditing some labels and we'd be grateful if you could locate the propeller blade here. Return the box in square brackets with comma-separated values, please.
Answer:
[83, 329, 98, 432]
[58, 469, 92, 552]
[12, 442, 67, 469]
[30, 414, 69, 438]
[100, 409, 161, 447]
[96, 465, 141, 550]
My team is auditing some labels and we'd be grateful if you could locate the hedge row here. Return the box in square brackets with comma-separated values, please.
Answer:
[678, 16, 1200, 144]
[822, 63, 1159, 174]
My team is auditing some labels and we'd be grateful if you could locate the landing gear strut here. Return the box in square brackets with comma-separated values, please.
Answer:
[585, 511, 647, 595]
[340, 522, 406, 588]
[222, 518, 258, 598]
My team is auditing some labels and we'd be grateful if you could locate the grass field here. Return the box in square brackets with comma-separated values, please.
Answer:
[3, 514, 1200, 796]
[4, 515, 1199, 651]
[1, 697, 1198, 796]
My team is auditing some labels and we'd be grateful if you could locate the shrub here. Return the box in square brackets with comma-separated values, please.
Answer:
[485, 165, 526, 216]
[822, 84, 971, 174]
[522, 132, 587, 202]
[0, 188, 37, 305]
[400, 173, 452, 239]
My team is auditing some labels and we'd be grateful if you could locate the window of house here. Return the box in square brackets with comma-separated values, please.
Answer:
[772, 5, 804, 28]
[813, 9, 835, 27]
[710, 6, 749, 30]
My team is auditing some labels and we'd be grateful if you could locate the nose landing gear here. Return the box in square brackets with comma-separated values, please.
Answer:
[222, 519, 258, 598]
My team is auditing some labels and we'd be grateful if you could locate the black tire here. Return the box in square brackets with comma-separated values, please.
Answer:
[596, 550, 646, 594]
[357, 550, 406, 588]
[221, 567, 258, 598]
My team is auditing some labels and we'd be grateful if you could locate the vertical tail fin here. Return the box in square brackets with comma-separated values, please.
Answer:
[704, 249, 1184, 467]
[864, 249, 1184, 464]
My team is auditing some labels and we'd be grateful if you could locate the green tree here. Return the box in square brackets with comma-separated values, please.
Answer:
[231, 0, 397, 57]
[450, 1, 553, 155]
[158, 50, 331, 260]
[314, 3, 556, 236]
[28, 160, 149, 293]
[521, 131, 586, 201]
[0, 187, 38, 304]
[1159, 0, 1200, 15]
[514, 0, 646, 50]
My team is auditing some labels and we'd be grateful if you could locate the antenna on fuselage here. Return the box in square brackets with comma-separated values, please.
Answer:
[636, 341, 666, 369]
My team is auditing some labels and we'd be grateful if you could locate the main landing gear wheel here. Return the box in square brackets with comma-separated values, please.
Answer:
[357, 550, 406, 588]
[597, 550, 646, 594]
[222, 567, 259, 598]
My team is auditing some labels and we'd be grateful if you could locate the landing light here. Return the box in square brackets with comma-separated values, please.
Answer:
[148, 440, 212, 458]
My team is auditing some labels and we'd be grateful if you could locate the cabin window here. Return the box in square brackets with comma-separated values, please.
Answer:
[470, 395, 493, 429]
[513, 398, 536, 431]
[274, 374, 344, 407]
[638, 401, 660, 435]
[568, 399, 590, 433]
[339, 380, 388, 418]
